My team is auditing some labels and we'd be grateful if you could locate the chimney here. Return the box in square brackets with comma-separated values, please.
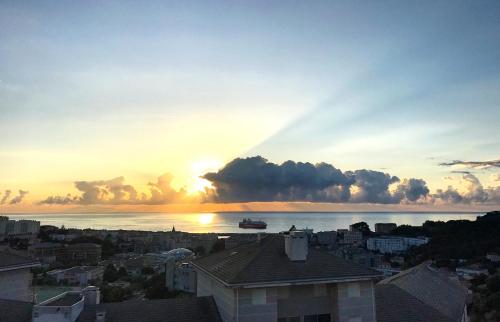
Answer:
[83, 286, 100, 306]
[284, 230, 308, 261]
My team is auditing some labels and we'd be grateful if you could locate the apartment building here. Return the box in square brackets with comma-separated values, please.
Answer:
[192, 231, 382, 322]
[0, 252, 40, 302]
[366, 236, 428, 254]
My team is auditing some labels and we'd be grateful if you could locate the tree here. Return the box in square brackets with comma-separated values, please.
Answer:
[194, 245, 206, 256]
[210, 239, 225, 253]
[144, 274, 178, 299]
[350, 222, 371, 236]
[103, 264, 119, 283]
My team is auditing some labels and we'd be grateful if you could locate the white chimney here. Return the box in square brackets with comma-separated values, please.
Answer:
[83, 286, 100, 306]
[284, 230, 308, 261]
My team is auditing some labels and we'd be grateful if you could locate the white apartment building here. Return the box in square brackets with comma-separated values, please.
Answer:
[366, 236, 429, 254]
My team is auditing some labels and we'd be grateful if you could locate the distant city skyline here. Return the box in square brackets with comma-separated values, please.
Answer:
[1, 1, 499, 212]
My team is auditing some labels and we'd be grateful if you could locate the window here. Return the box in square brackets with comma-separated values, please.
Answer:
[277, 317, 300, 322]
[252, 288, 267, 305]
[305, 314, 331, 322]
[347, 282, 360, 297]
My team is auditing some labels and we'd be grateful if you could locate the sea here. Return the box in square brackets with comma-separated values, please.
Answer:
[6, 212, 482, 234]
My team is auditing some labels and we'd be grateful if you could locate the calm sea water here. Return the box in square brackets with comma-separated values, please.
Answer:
[7, 212, 481, 234]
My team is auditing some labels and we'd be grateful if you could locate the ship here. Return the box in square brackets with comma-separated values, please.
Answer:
[238, 218, 267, 229]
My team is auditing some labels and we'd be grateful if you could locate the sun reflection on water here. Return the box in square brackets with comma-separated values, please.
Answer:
[198, 213, 215, 225]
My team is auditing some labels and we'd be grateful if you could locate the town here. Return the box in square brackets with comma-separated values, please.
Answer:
[0, 211, 499, 321]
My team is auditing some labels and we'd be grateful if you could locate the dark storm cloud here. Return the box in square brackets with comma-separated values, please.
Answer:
[203, 156, 431, 204]
[346, 169, 400, 204]
[203, 156, 353, 203]
[439, 159, 500, 169]
[393, 178, 430, 202]
[9, 190, 28, 204]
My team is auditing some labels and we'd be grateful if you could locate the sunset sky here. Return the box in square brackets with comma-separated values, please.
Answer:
[1, 1, 499, 212]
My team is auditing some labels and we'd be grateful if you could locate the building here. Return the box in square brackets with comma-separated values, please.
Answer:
[62, 243, 102, 265]
[46, 266, 104, 286]
[486, 253, 500, 263]
[366, 236, 428, 254]
[374, 223, 397, 234]
[192, 231, 383, 322]
[166, 259, 197, 293]
[29, 286, 222, 322]
[29, 242, 64, 266]
[0, 252, 40, 301]
[338, 229, 363, 246]
[456, 265, 489, 280]
[316, 231, 337, 248]
[0, 299, 34, 322]
[376, 263, 468, 322]
[333, 246, 383, 269]
[0, 216, 40, 240]
[29, 242, 102, 266]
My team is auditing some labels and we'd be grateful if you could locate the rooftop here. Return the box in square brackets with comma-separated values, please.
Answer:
[77, 296, 222, 322]
[41, 292, 83, 307]
[192, 234, 381, 286]
[376, 263, 467, 322]
[0, 252, 40, 271]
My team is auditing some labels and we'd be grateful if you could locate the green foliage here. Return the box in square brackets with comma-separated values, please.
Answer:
[101, 285, 132, 303]
[210, 239, 225, 254]
[350, 222, 371, 236]
[103, 264, 119, 283]
[194, 245, 206, 256]
[395, 216, 500, 265]
[487, 276, 500, 293]
[144, 273, 179, 299]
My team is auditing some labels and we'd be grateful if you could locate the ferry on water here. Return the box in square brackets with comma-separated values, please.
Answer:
[238, 218, 267, 229]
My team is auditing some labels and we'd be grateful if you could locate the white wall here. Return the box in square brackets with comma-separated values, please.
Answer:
[197, 270, 236, 322]
[0, 268, 33, 301]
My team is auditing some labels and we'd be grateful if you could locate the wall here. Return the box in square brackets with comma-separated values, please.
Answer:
[0, 268, 33, 301]
[336, 281, 376, 322]
[197, 270, 236, 322]
[237, 287, 278, 322]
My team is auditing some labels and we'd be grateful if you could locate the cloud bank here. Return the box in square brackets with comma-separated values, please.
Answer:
[39, 156, 500, 206]
[1, 189, 29, 204]
[40, 174, 190, 205]
[439, 159, 500, 169]
[203, 156, 431, 204]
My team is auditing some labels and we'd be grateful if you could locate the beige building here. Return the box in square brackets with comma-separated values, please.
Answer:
[192, 231, 382, 322]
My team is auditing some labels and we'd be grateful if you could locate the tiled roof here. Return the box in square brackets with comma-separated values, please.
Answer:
[77, 296, 222, 322]
[0, 299, 33, 322]
[0, 252, 40, 270]
[376, 263, 467, 322]
[376, 285, 452, 322]
[192, 234, 381, 286]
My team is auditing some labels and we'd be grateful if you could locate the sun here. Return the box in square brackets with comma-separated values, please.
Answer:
[187, 159, 222, 194]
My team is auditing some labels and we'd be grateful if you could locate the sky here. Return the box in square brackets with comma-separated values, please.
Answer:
[0, 0, 499, 212]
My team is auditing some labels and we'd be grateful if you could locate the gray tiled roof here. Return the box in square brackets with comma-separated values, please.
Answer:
[192, 234, 381, 285]
[77, 297, 222, 322]
[0, 252, 40, 270]
[376, 285, 452, 322]
[0, 299, 33, 322]
[376, 263, 467, 322]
